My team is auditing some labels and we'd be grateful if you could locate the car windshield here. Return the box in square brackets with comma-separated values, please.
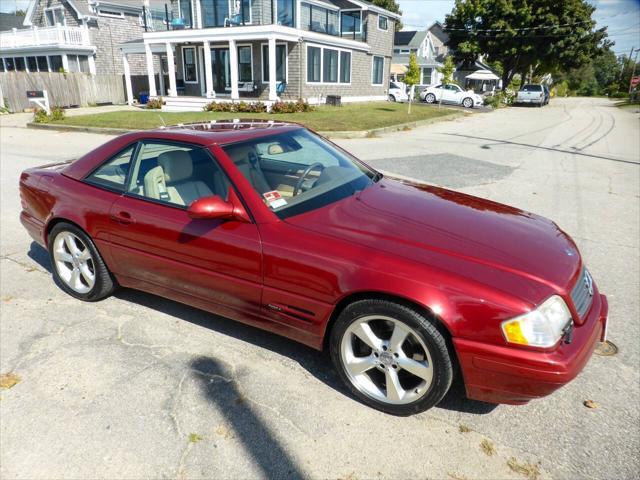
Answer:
[521, 84, 542, 92]
[222, 128, 375, 219]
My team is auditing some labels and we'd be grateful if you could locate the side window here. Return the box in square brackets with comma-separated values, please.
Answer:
[127, 141, 229, 208]
[85, 144, 136, 191]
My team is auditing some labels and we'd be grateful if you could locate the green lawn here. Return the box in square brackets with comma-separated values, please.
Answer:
[50, 102, 458, 132]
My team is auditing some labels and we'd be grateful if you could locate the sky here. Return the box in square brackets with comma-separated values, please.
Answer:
[1, 0, 639, 57]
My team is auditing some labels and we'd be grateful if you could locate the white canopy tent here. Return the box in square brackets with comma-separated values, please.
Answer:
[465, 70, 500, 81]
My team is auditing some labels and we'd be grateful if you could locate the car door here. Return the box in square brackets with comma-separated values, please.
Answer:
[106, 140, 263, 319]
[442, 84, 459, 103]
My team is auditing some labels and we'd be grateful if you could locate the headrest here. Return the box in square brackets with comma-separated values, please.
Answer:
[227, 145, 258, 165]
[158, 150, 193, 183]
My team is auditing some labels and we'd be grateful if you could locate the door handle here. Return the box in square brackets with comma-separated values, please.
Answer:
[111, 211, 135, 225]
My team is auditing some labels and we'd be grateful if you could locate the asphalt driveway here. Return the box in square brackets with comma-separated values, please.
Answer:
[1, 97, 638, 479]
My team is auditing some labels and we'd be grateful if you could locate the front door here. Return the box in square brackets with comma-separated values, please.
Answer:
[107, 139, 263, 318]
[211, 47, 230, 94]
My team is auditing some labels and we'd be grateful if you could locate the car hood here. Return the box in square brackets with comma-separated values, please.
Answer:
[286, 178, 581, 298]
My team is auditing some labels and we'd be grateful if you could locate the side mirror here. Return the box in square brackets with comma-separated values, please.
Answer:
[187, 195, 235, 220]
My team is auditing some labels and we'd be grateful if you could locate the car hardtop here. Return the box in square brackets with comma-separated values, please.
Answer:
[61, 120, 307, 181]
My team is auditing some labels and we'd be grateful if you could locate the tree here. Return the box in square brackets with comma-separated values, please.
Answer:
[405, 52, 420, 114]
[444, 0, 610, 89]
[554, 48, 625, 96]
[437, 56, 456, 107]
[370, 0, 403, 31]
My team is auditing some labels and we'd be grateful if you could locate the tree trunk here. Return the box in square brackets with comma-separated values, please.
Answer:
[407, 85, 413, 114]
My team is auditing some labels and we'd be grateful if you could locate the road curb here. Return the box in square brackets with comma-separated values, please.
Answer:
[26, 110, 464, 139]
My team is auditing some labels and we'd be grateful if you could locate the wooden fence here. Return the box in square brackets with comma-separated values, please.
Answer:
[0, 72, 125, 111]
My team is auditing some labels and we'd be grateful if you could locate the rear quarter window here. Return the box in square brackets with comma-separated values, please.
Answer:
[84, 144, 136, 192]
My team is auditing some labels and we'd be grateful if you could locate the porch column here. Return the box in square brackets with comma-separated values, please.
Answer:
[268, 36, 277, 101]
[203, 40, 214, 98]
[122, 53, 134, 105]
[145, 42, 157, 97]
[61, 53, 69, 72]
[165, 42, 177, 96]
[228, 38, 239, 100]
[158, 56, 165, 95]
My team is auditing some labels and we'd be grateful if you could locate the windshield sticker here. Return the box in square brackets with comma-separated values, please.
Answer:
[263, 190, 288, 209]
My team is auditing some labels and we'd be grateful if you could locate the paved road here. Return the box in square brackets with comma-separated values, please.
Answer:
[1, 98, 638, 479]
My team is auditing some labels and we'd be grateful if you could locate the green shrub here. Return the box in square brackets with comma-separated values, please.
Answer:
[146, 97, 164, 109]
[33, 106, 65, 123]
[203, 101, 267, 113]
[49, 106, 65, 121]
[270, 99, 313, 113]
[610, 91, 628, 99]
[554, 81, 570, 97]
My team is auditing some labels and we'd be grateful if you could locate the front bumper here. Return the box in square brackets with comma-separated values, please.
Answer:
[453, 292, 608, 405]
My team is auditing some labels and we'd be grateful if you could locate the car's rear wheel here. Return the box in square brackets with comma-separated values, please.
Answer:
[330, 299, 453, 416]
[388, 94, 396, 102]
[462, 97, 474, 108]
[48, 222, 116, 301]
[425, 93, 436, 104]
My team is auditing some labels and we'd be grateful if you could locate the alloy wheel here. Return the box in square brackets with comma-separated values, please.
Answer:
[463, 98, 473, 108]
[340, 315, 434, 405]
[426, 93, 436, 103]
[52, 231, 95, 294]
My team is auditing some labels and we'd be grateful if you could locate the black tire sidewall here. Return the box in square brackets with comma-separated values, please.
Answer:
[48, 222, 115, 302]
[426, 93, 436, 103]
[330, 299, 453, 416]
[388, 95, 396, 102]
[463, 98, 473, 108]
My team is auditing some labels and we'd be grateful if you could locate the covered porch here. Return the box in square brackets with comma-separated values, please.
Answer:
[121, 26, 301, 109]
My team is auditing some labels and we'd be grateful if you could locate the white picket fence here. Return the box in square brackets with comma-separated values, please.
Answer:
[0, 72, 125, 111]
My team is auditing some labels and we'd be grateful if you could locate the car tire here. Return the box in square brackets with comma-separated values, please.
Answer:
[462, 97, 474, 108]
[48, 222, 116, 302]
[388, 94, 396, 102]
[424, 93, 436, 104]
[330, 299, 453, 416]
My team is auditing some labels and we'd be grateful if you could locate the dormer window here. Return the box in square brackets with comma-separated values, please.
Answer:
[45, 6, 66, 26]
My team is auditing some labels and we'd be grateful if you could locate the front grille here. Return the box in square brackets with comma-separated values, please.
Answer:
[570, 268, 594, 319]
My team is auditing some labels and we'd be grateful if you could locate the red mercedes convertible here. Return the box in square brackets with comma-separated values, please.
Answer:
[19, 121, 608, 415]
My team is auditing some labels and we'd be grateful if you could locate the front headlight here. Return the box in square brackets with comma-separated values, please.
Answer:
[501, 295, 572, 348]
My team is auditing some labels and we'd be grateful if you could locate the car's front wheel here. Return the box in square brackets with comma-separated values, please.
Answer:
[388, 94, 396, 102]
[462, 97, 474, 108]
[424, 93, 436, 104]
[330, 299, 453, 416]
[48, 222, 116, 301]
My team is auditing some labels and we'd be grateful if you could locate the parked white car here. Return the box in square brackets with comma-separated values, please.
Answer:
[388, 81, 409, 102]
[420, 84, 483, 108]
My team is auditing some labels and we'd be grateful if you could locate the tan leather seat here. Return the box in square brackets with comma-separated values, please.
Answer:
[143, 150, 213, 206]
[226, 145, 272, 194]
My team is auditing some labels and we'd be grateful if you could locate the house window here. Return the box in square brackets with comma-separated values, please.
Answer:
[304, 2, 338, 35]
[182, 47, 197, 83]
[340, 10, 361, 35]
[306, 45, 351, 84]
[179, 0, 193, 27]
[261, 44, 287, 83]
[36, 56, 48, 71]
[15, 57, 26, 71]
[4, 58, 14, 71]
[97, 9, 124, 19]
[339, 51, 351, 83]
[378, 15, 388, 31]
[372, 56, 384, 85]
[79, 55, 90, 74]
[49, 55, 63, 72]
[277, 0, 295, 27]
[67, 55, 78, 73]
[238, 45, 252, 82]
[307, 46, 321, 82]
[26, 56, 37, 71]
[323, 49, 338, 83]
[45, 7, 66, 26]
[421, 67, 432, 85]
[0, 59, 5, 72]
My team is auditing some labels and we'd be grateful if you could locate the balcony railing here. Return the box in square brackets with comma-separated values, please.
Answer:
[0, 26, 91, 50]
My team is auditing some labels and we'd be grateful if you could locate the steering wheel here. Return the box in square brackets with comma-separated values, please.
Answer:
[293, 162, 324, 196]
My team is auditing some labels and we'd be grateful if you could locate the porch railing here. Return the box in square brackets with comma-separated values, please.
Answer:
[0, 26, 91, 50]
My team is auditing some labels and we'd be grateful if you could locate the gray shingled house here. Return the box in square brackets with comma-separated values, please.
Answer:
[0, 0, 164, 76]
[121, 0, 399, 110]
